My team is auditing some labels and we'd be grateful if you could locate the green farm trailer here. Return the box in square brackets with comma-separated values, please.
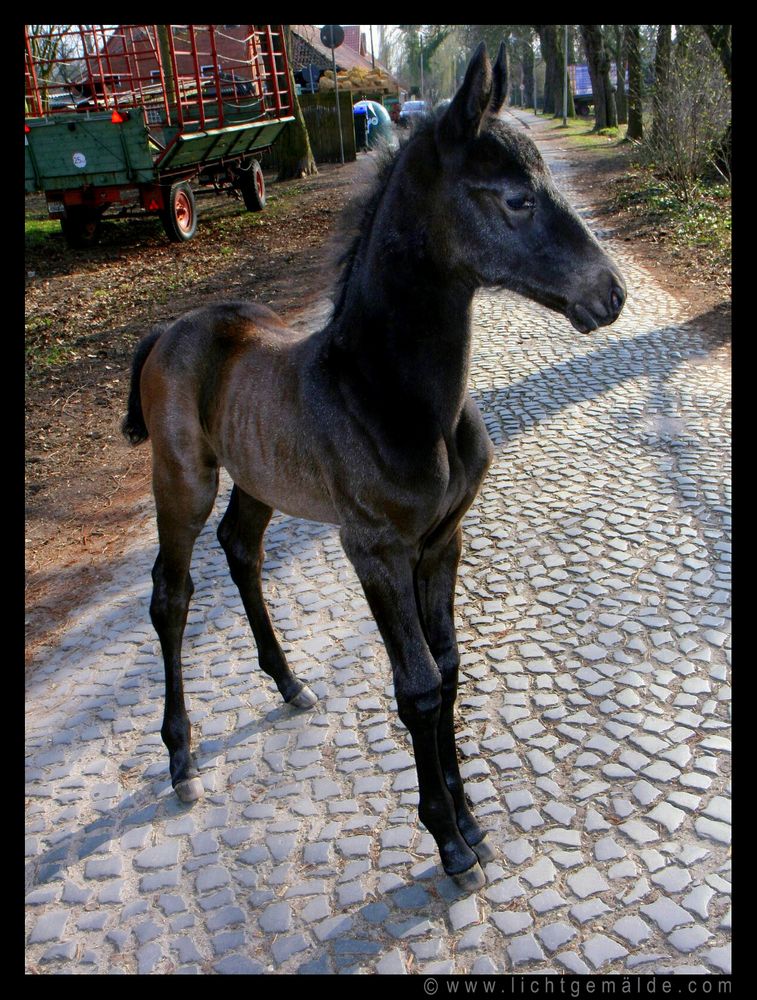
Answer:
[24, 25, 295, 246]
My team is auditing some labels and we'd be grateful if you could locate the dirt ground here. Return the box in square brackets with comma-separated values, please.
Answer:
[24, 127, 731, 663]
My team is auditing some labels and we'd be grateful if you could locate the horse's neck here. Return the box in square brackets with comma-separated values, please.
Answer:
[326, 150, 476, 433]
[329, 268, 474, 432]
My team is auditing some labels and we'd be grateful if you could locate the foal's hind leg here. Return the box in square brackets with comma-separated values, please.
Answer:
[217, 485, 318, 708]
[151, 460, 219, 803]
[416, 526, 495, 864]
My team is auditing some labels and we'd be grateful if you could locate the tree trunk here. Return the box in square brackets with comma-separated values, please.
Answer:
[701, 24, 731, 83]
[276, 26, 318, 181]
[536, 26, 557, 115]
[552, 25, 575, 119]
[652, 24, 672, 146]
[520, 35, 535, 109]
[579, 25, 617, 131]
[611, 25, 627, 124]
[537, 25, 575, 117]
[626, 25, 643, 141]
[701, 25, 731, 175]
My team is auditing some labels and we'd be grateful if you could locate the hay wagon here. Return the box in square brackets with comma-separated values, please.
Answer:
[24, 25, 295, 246]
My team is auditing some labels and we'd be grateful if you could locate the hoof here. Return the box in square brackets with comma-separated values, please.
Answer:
[289, 684, 318, 709]
[471, 835, 496, 864]
[448, 861, 486, 892]
[174, 776, 204, 803]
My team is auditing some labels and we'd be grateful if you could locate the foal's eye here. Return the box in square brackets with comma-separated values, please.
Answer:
[505, 194, 535, 212]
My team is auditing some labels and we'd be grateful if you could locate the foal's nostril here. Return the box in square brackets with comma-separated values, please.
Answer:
[610, 283, 625, 318]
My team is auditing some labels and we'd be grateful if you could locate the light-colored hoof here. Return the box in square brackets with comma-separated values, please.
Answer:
[174, 776, 204, 803]
[471, 835, 496, 864]
[290, 685, 318, 709]
[449, 862, 486, 892]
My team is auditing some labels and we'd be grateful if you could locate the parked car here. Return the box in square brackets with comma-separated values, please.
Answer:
[398, 99, 428, 127]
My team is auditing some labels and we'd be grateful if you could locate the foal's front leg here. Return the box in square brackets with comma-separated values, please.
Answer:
[415, 526, 495, 864]
[342, 529, 485, 889]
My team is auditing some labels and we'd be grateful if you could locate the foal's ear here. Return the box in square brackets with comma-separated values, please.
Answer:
[438, 41, 492, 143]
[489, 42, 509, 116]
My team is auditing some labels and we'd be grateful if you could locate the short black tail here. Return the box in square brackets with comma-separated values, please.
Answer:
[121, 326, 164, 445]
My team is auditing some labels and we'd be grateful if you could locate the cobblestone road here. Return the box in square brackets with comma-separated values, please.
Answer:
[25, 114, 731, 975]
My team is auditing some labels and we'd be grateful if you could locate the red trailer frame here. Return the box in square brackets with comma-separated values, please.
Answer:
[25, 25, 295, 245]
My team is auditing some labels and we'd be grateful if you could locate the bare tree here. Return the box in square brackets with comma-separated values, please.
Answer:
[579, 25, 617, 130]
[625, 25, 643, 141]
[537, 25, 574, 118]
[701, 24, 731, 82]
[651, 24, 672, 146]
[608, 26, 627, 124]
[701, 25, 731, 174]
[643, 26, 731, 200]
[518, 31, 535, 108]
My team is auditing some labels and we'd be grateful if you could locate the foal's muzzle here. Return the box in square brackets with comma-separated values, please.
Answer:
[568, 268, 626, 334]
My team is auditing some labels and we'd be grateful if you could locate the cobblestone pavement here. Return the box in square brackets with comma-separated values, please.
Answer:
[26, 114, 731, 975]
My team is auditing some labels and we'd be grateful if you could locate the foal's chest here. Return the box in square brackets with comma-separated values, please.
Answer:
[391, 401, 492, 541]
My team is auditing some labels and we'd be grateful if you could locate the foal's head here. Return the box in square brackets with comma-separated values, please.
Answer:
[425, 43, 626, 333]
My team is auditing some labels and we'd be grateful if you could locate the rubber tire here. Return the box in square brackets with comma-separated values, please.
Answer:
[60, 207, 103, 248]
[235, 159, 266, 212]
[160, 181, 198, 242]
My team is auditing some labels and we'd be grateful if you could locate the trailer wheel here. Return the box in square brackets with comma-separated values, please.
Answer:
[235, 159, 266, 212]
[60, 207, 103, 248]
[160, 182, 197, 241]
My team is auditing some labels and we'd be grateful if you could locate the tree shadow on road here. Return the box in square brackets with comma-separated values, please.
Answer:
[471, 306, 730, 540]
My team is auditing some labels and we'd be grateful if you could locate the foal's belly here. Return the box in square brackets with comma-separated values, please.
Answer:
[222, 450, 341, 526]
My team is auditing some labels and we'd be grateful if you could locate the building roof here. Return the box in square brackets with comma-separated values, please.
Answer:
[342, 25, 364, 55]
[290, 25, 393, 80]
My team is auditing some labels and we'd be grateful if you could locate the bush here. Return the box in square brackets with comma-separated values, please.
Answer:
[644, 28, 731, 202]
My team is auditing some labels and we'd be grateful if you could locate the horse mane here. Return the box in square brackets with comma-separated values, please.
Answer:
[329, 144, 402, 321]
[329, 113, 444, 322]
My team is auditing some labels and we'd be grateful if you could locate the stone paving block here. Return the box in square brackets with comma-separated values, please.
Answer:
[567, 867, 610, 899]
[508, 933, 545, 966]
[570, 899, 612, 924]
[668, 925, 712, 954]
[195, 866, 231, 893]
[537, 921, 576, 953]
[448, 896, 479, 932]
[695, 816, 731, 845]
[313, 915, 353, 942]
[703, 945, 731, 975]
[641, 898, 695, 933]
[556, 951, 592, 975]
[612, 915, 653, 946]
[582, 934, 629, 970]
[133, 842, 179, 870]
[213, 954, 266, 974]
[29, 910, 68, 944]
[484, 877, 526, 905]
[374, 948, 407, 975]
[489, 910, 533, 936]
[682, 884, 716, 920]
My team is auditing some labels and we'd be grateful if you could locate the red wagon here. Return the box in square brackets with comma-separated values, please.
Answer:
[24, 25, 295, 245]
